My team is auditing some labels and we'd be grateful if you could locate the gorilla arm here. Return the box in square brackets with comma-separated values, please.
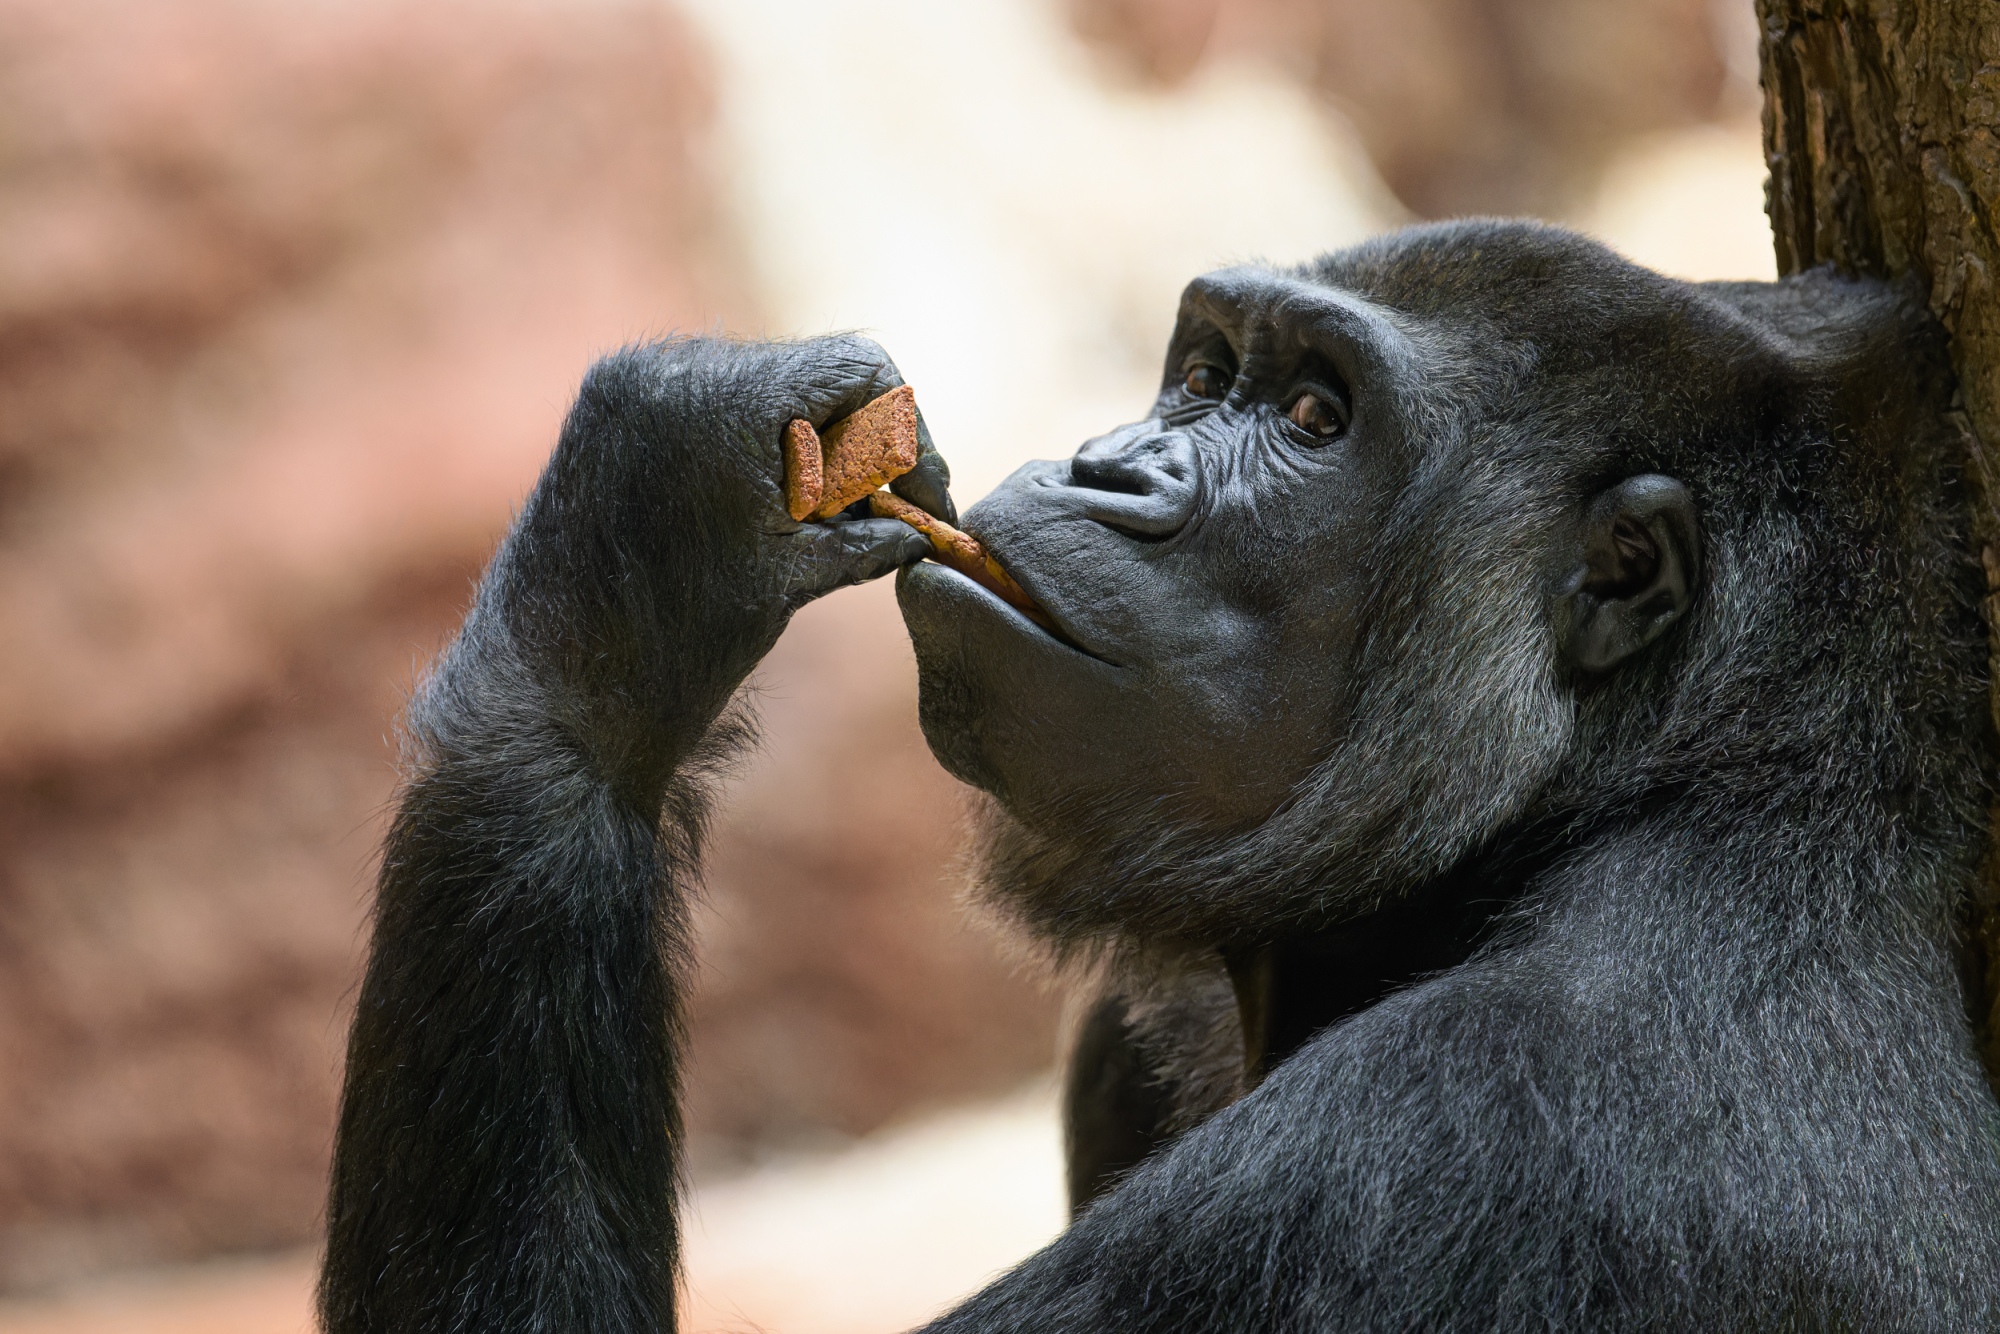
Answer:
[929, 965, 1516, 1334]
[318, 336, 948, 1334]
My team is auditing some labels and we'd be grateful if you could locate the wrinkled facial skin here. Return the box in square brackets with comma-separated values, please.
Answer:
[897, 268, 1415, 836]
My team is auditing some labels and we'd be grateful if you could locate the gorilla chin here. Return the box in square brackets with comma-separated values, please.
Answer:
[893, 567, 1220, 946]
[893, 560, 1123, 807]
[894, 467, 1345, 843]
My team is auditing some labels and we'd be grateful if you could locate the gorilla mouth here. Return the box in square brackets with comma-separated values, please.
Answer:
[916, 559, 1120, 667]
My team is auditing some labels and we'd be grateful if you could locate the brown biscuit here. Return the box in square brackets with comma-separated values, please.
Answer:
[782, 418, 824, 521]
[812, 384, 921, 518]
[868, 490, 1046, 622]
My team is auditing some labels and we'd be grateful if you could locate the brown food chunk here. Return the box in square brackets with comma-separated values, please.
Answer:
[781, 386, 1044, 622]
[814, 384, 921, 518]
[781, 385, 923, 520]
[782, 417, 824, 520]
[868, 491, 1045, 621]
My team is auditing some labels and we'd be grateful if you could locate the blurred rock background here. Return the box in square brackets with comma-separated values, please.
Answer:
[0, 0, 740, 1286]
[0, 0, 1772, 1328]
[1068, 0, 1758, 218]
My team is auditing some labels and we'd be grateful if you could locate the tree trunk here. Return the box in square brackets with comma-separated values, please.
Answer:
[1756, 0, 2000, 1074]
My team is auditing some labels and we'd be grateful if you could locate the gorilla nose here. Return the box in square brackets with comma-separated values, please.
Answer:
[1066, 421, 1200, 539]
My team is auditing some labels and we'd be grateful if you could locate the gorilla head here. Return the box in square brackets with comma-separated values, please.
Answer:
[898, 220, 1972, 954]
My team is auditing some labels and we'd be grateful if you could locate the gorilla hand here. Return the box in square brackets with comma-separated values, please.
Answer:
[487, 333, 951, 797]
[649, 335, 951, 617]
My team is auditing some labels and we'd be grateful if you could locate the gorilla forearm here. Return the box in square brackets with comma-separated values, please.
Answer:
[319, 378, 746, 1334]
[320, 707, 695, 1334]
[320, 337, 938, 1334]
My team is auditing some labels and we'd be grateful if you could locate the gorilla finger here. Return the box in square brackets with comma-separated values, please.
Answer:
[889, 406, 957, 524]
[828, 516, 935, 584]
[790, 333, 906, 428]
[780, 517, 932, 603]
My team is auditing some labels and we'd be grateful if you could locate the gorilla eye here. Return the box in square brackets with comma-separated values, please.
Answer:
[1183, 363, 1231, 400]
[1287, 390, 1348, 441]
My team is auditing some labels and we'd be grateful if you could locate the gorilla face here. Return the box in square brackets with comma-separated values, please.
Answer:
[898, 268, 1408, 830]
[898, 224, 1709, 943]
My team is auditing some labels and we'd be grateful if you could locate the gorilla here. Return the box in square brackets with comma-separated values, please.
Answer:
[319, 220, 2000, 1333]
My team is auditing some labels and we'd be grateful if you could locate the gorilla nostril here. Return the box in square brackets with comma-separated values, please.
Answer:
[1068, 426, 1201, 538]
[1066, 429, 1199, 540]
[1071, 442, 1154, 497]
[1073, 464, 1151, 498]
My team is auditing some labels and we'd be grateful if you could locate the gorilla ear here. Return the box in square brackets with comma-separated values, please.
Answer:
[1555, 474, 1700, 676]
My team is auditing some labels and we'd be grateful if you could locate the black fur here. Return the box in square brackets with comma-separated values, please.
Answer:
[323, 222, 2000, 1332]
[935, 224, 2000, 1329]
[320, 336, 942, 1333]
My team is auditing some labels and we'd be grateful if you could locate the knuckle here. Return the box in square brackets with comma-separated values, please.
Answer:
[578, 337, 758, 418]
[810, 334, 899, 388]
[822, 331, 888, 362]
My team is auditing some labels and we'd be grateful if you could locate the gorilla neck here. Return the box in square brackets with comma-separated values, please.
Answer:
[986, 731, 1960, 1090]
[973, 792, 1576, 1076]
[1216, 873, 1505, 1082]
[1217, 799, 1609, 1079]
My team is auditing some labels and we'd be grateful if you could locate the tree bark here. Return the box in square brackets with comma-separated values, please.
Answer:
[1756, 0, 2000, 1074]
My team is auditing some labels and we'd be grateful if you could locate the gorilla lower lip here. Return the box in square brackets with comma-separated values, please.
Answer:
[868, 490, 1048, 622]
[921, 561, 1116, 665]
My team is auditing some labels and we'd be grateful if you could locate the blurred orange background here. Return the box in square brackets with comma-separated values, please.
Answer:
[0, 0, 1773, 1329]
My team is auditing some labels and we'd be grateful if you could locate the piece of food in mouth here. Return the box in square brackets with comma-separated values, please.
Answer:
[782, 384, 922, 521]
[868, 490, 1046, 622]
[785, 385, 1047, 624]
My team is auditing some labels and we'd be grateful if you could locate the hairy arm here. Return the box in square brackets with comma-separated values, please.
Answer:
[933, 973, 1533, 1334]
[319, 336, 949, 1334]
